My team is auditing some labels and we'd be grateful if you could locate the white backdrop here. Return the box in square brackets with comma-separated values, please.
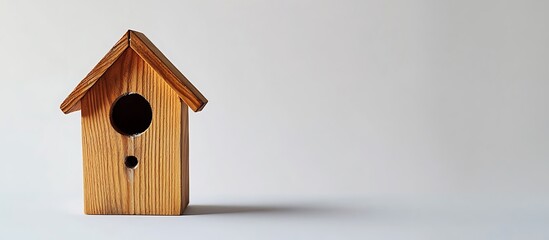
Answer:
[1, 0, 549, 239]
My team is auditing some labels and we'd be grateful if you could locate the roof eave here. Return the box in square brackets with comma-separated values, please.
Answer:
[128, 30, 208, 112]
[60, 31, 130, 114]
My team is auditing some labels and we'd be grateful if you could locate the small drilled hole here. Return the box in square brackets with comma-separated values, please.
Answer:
[125, 156, 138, 169]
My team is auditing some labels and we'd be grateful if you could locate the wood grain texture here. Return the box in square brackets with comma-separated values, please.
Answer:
[180, 101, 189, 214]
[129, 30, 208, 112]
[61, 30, 207, 114]
[60, 31, 130, 114]
[81, 49, 187, 215]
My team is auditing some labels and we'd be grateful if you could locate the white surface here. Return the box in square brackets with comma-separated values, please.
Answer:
[1, 0, 549, 239]
[2, 194, 549, 239]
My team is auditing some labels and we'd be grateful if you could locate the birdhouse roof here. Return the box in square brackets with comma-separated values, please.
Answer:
[60, 30, 207, 114]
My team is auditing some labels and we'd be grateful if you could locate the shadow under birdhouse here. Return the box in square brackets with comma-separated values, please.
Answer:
[184, 204, 337, 216]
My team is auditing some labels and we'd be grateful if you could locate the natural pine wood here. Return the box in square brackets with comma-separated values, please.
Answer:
[81, 49, 187, 215]
[60, 30, 204, 215]
[60, 31, 129, 114]
[180, 101, 190, 214]
[129, 31, 207, 112]
[61, 30, 207, 114]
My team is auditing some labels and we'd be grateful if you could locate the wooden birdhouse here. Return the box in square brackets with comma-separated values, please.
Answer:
[60, 30, 207, 215]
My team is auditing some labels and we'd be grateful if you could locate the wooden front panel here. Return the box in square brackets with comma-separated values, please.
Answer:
[81, 49, 182, 215]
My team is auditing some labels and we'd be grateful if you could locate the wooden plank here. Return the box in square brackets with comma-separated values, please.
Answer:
[61, 31, 130, 114]
[81, 48, 183, 215]
[61, 30, 208, 114]
[181, 101, 190, 214]
[129, 30, 208, 112]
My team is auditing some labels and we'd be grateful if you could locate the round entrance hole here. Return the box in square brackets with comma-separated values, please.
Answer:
[110, 93, 153, 136]
[125, 156, 139, 169]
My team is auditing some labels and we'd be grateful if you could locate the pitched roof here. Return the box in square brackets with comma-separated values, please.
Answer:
[60, 30, 207, 114]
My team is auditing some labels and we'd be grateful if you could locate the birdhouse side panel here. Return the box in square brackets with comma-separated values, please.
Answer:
[180, 101, 189, 214]
[81, 49, 183, 215]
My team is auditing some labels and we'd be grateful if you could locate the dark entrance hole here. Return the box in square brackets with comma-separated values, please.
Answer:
[125, 156, 139, 169]
[110, 93, 153, 136]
